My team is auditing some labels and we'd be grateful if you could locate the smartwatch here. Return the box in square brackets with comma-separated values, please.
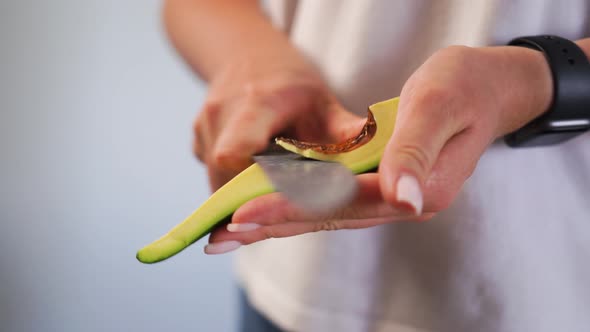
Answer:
[505, 35, 590, 147]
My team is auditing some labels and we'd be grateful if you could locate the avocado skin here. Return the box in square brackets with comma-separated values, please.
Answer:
[136, 216, 232, 264]
[136, 164, 273, 264]
[136, 97, 399, 263]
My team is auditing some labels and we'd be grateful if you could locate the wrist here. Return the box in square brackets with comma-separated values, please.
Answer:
[503, 36, 590, 147]
[484, 45, 553, 137]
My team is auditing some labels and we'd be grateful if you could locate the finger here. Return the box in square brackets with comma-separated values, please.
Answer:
[209, 221, 322, 245]
[325, 106, 368, 142]
[379, 89, 468, 215]
[211, 103, 279, 171]
[205, 173, 434, 249]
[287, 101, 366, 144]
[193, 100, 225, 163]
[209, 214, 433, 247]
[192, 113, 206, 162]
[231, 173, 417, 226]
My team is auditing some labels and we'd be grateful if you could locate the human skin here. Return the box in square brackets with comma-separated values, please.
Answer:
[163, 0, 590, 254]
[163, 0, 364, 190]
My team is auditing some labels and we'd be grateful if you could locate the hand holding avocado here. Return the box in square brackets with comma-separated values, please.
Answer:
[137, 97, 395, 263]
[205, 45, 555, 252]
[138, 43, 556, 260]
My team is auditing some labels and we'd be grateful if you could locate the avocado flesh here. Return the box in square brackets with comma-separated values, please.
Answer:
[136, 164, 273, 263]
[136, 97, 399, 264]
[277, 97, 399, 174]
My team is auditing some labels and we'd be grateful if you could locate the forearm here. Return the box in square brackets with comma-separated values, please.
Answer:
[163, 0, 303, 81]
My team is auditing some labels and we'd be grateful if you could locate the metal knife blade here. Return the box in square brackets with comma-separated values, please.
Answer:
[253, 150, 358, 213]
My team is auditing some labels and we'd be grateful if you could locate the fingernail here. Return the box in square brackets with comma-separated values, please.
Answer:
[396, 174, 423, 215]
[204, 241, 241, 255]
[227, 223, 261, 232]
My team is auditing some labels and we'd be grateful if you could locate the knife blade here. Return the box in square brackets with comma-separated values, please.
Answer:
[253, 148, 358, 213]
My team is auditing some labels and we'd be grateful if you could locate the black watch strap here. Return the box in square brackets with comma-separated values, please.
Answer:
[505, 35, 590, 147]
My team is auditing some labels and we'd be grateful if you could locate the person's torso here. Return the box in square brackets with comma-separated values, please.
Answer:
[238, 1, 590, 331]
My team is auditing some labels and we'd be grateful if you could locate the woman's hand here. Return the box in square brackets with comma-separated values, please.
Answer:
[163, 0, 363, 189]
[194, 54, 363, 190]
[204, 45, 554, 254]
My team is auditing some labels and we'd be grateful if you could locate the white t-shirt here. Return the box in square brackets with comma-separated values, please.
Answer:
[236, 1, 590, 331]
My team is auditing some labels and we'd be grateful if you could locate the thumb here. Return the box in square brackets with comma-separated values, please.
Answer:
[379, 99, 463, 214]
[212, 102, 286, 171]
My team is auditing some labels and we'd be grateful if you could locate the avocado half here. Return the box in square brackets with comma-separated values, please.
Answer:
[136, 97, 399, 263]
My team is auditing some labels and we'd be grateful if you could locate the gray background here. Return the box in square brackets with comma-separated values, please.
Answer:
[0, 1, 236, 331]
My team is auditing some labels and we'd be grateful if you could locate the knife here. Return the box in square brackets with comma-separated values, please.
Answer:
[253, 145, 358, 213]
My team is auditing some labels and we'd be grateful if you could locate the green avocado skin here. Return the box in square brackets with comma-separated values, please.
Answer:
[136, 216, 230, 264]
[136, 97, 399, 264]
[136, 164, 274, 264]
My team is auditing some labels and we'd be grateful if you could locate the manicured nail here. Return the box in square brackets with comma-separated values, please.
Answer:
[204, 241, 241, 255]
[396, 174, 423, 215]
[227, 223, 261, 232]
